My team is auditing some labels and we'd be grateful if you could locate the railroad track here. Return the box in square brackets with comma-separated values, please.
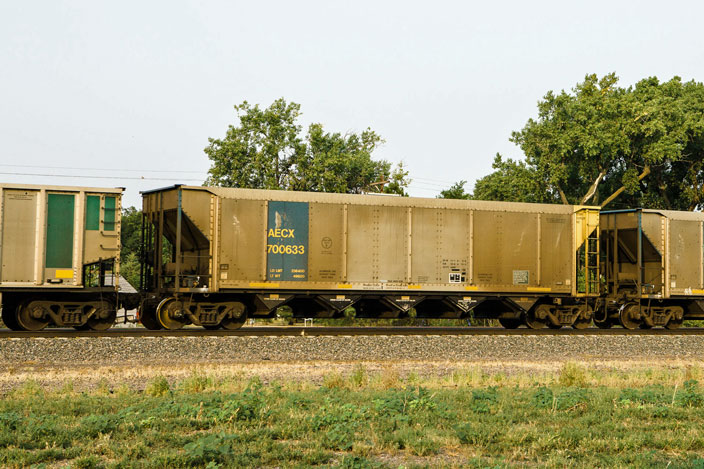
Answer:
[1, 326, 704, 338]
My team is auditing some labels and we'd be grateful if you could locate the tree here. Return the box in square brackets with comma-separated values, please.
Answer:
[472, 154, 552, 203]
[205, 99, 305, 189]
[478, 74, 704, 210]
[295, 123, 389, 193]
[438, 180, 471, 200]
[120, 207, 142, 289]
[205, 99, 409, 195]
[382, 161, 411, 196]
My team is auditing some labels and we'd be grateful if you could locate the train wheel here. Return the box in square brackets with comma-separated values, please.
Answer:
[594, 314, 613, 328]
[221, 302, 247, 330]
[572, 318, 591, 329]
[665, 307, 684, 330]
[16, 301, 49, 331]
[157, 298, 188, 330]
[572, 305, 592, 330]
[87, 303, 117, 331]
[524, 305, 550, 329]
[665, 320, 683, 330]
[1, 303, 21, 331]
[498, 318, 521, 329]
[140, 305, 163, 330]
[619, 304, 641, 330]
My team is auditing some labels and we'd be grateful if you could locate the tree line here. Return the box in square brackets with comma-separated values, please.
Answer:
[451, 74, 704, 210]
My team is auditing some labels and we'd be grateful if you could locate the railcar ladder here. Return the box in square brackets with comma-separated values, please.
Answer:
[577, 208, 600, 296]
[585, 224, 600, 295]
[583, 210, 599, 295]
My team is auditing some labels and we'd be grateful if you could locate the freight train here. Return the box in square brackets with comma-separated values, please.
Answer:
[1, 182, 703, 331]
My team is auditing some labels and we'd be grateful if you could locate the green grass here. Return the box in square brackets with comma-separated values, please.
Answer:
[3, 368, 704, 467]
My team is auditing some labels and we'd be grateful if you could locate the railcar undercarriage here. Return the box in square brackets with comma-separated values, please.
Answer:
[0, 293, 119, 331]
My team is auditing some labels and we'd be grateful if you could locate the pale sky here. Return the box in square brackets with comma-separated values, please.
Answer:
[2, 1, 703, 208]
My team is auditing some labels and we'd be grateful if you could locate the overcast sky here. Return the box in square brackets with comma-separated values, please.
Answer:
[2, 1, 703, 207]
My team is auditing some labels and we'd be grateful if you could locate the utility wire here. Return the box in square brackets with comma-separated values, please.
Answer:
[1, 171, 449, 194]
[0, 163, 206, 174]
[0, 172, 204, 182]
[412, 176, 458, 184]
[0, 165, 458, 185]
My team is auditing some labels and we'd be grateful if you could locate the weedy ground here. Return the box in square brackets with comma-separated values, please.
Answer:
[3, 362, 704, 468]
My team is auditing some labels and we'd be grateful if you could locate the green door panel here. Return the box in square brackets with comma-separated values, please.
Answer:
[46, 193, 75, 268]
[85, 195, 100, 231]
[104, 196, 116, 231]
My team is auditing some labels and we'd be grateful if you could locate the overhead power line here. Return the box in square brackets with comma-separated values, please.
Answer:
[0, 172, 204, 182]
[0, 164, 207, 174]
[412, 176, 457, 185]
[407, 185, 442, 193]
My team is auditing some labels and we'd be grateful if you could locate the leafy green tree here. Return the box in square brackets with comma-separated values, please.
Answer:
[205, 99, 409, 195]
[205, 99, 305, 189]
[438, 180, 471, 200]
[472, 155, 552, 203]
[295, 123, 389, 193]
[382, 161, 411, 196]
[477, 74, 704, 209]
[120, 252, 140, 291]
[119, 206, 172, 291]
[120, 207, 142, 289]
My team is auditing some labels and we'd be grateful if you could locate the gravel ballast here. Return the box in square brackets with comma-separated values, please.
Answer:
[2, 334, 704, 365]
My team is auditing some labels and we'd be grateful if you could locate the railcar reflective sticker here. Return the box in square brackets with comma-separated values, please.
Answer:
[267, 201, 309, 281]
[513, 270, 529, 285]
[55, 269, 74, 279]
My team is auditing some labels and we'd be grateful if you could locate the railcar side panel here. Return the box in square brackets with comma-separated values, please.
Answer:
[410, 207, 470, 285]
[375, 206, 408, 284]
[473, 211, 540, 289]
[669, 219, 701, 294]
[218, 198, 266, 284]
[308, 203, 345, 283]
[345, 205, 376, 283]
[540, 213, 572, 291]
[1, 190, 39, 283]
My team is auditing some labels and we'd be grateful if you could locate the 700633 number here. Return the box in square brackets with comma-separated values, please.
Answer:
[267, 244, 305, 254]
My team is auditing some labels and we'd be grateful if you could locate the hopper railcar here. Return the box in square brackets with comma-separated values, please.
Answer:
[597, 209, 704, 329]
[138, 185, 601, 330]
[0, 183, 124, 331]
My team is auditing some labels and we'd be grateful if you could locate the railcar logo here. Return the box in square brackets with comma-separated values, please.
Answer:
[266, 201, 309, 281]
[321, 237, 333, 249]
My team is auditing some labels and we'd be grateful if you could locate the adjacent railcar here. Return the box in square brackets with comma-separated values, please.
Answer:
[598, 209, 704, 329]
[0, 183, 123, 330]
[139, 185, 599, 330]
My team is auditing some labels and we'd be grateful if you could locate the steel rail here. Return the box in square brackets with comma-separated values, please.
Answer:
[1, 327, 704, 338]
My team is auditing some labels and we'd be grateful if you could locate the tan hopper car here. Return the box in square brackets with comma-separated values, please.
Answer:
[140, 185, 600, 330]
